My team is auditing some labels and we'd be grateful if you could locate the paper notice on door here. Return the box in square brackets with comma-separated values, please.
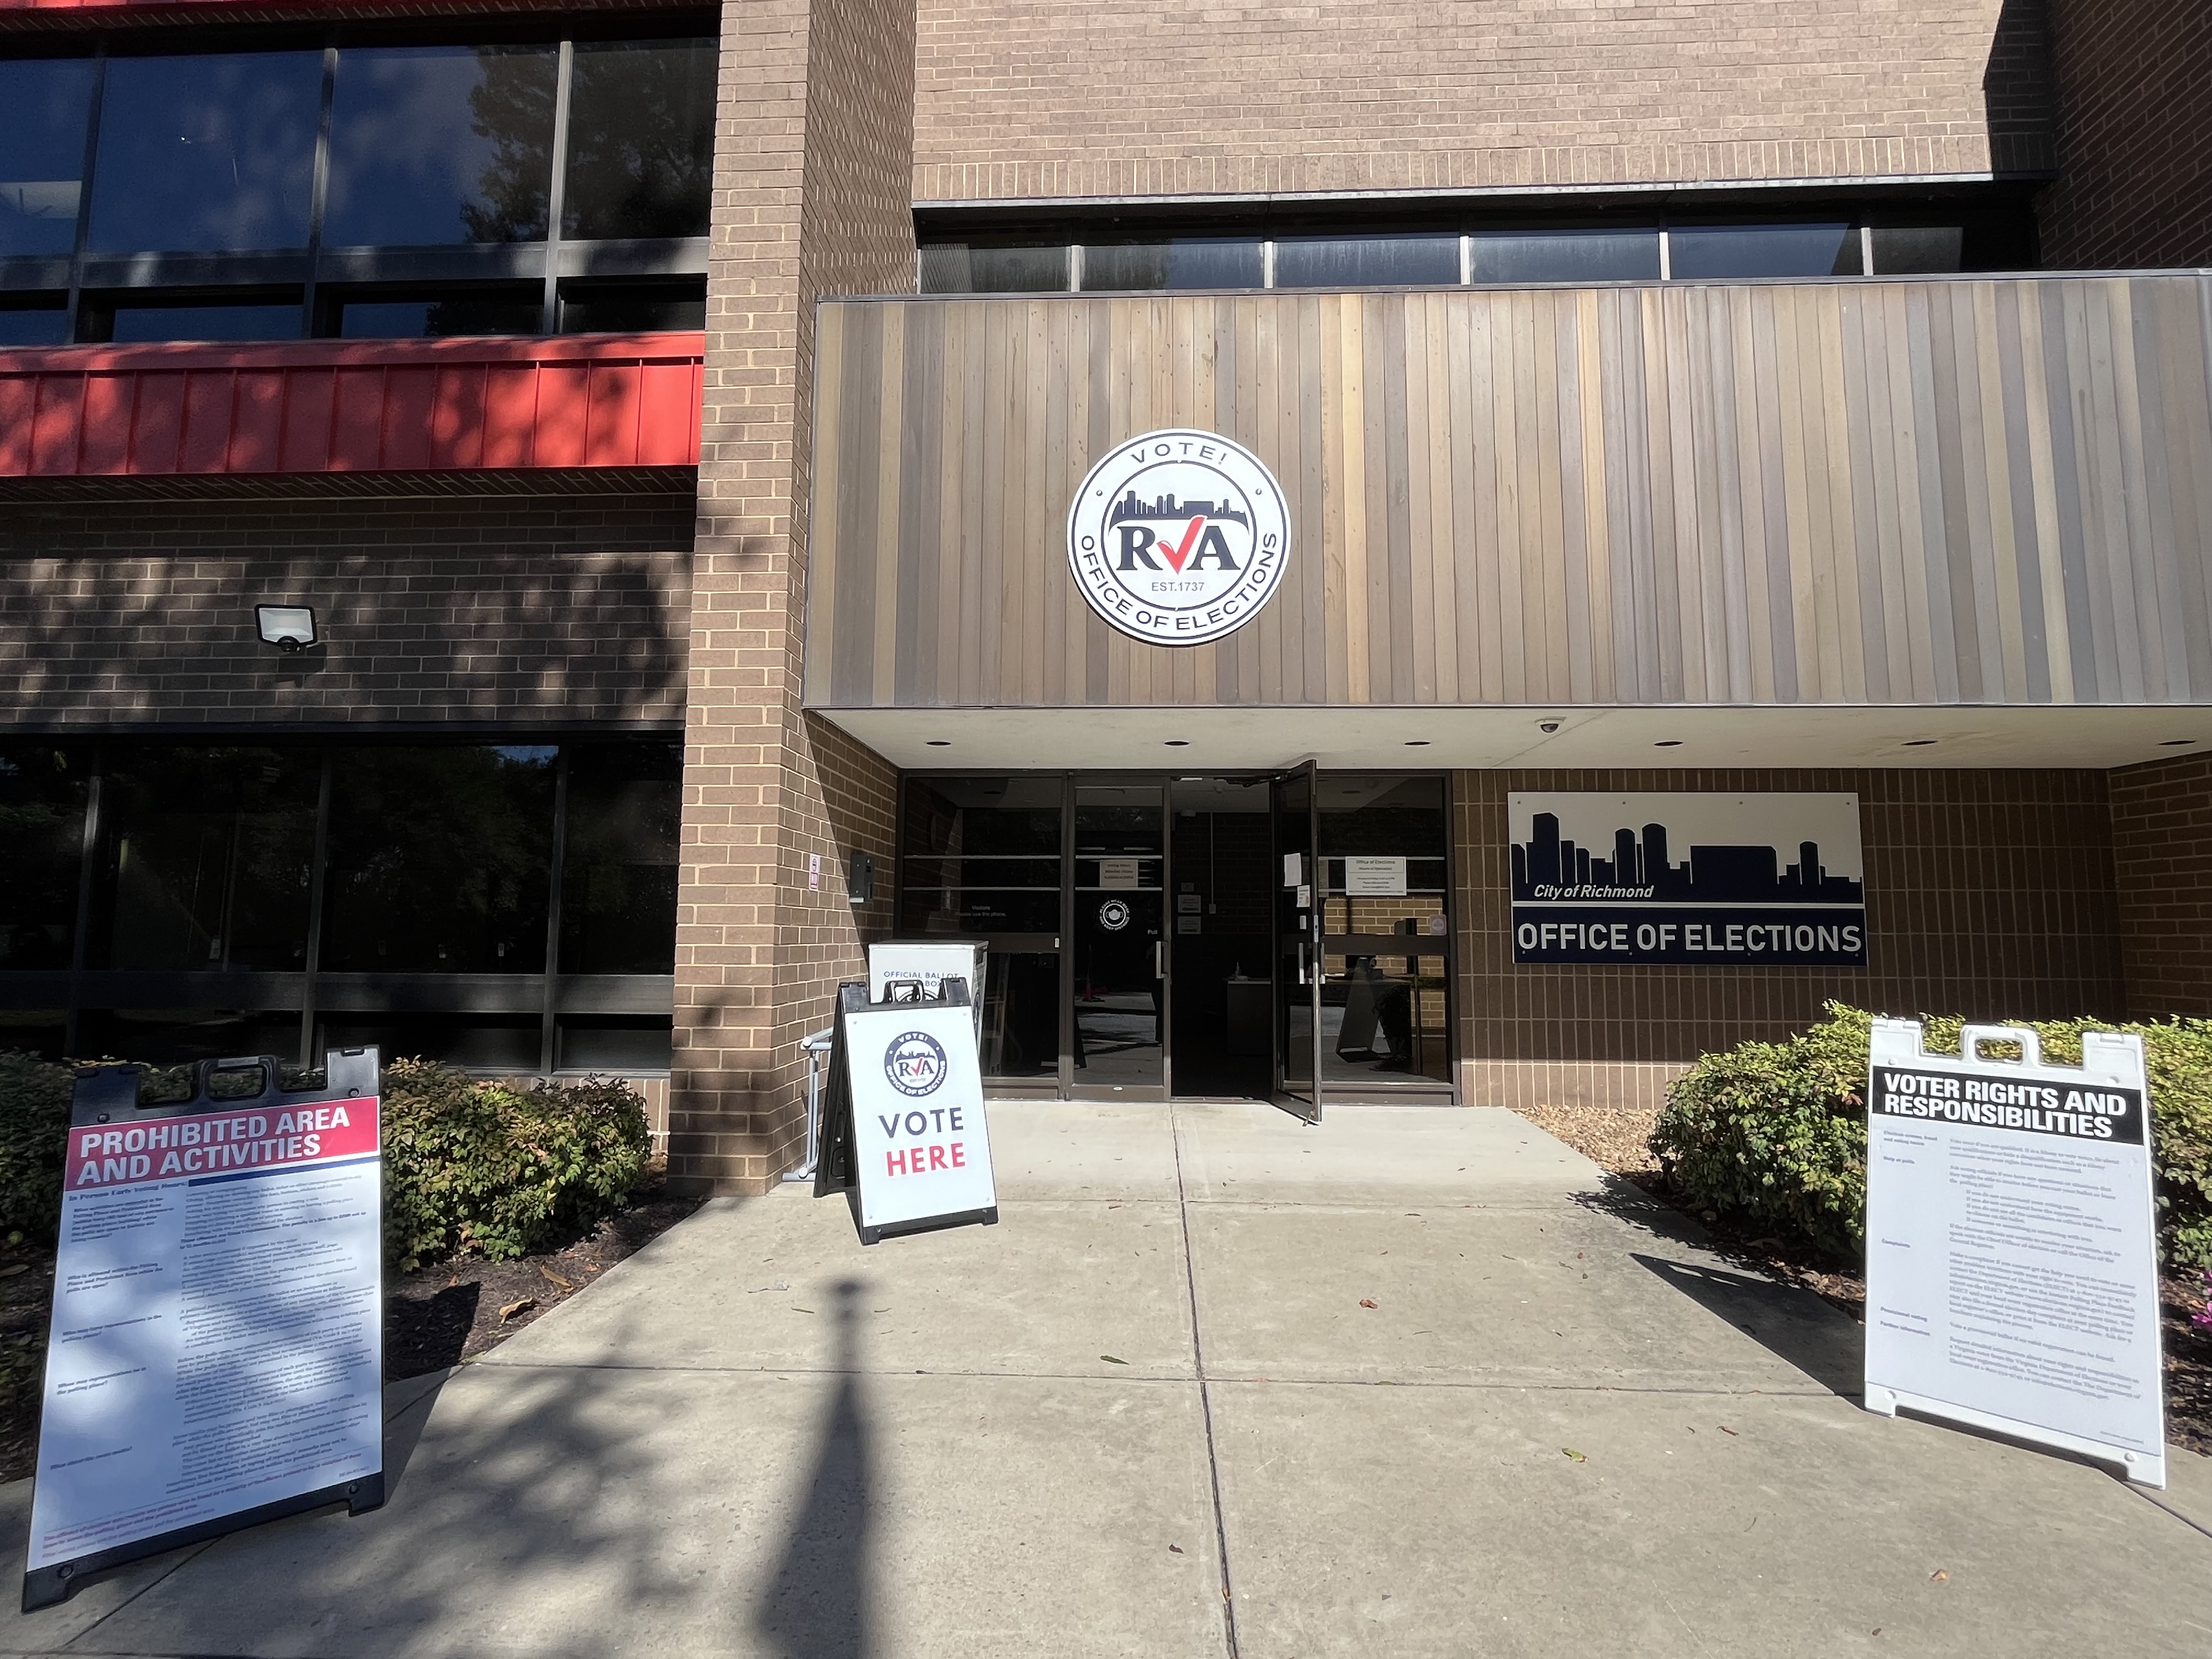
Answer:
[1098, 858, 1141, 889]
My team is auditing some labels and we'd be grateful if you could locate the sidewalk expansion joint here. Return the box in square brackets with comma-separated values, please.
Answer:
[1172, 1109, 1243, 1659]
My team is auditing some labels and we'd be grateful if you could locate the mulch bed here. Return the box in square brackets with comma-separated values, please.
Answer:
[1513, 1102, 2212, 1459]
[0, 1168, 701, 1485]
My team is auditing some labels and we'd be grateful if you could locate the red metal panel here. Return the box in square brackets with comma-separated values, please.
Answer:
[379, 365, 438, 470]
[78, 373, 135, 475]
[229, 369, 287, 473]
[583, 361, 640, 466]
[0, 334, 702, 477]
[482, 364, 540, 467]
[178, 372, 235, 472]
[280, 367, 335, 471]
[534, 362, 591, 467]
[430, 363, 487, 470]
[30, 377, 86, 475]
[637, 359, 696, 465]
[0, 375, 32, 475]
[129, 372, 187, 473]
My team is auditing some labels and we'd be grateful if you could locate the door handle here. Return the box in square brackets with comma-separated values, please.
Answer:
[1155, 940, 1164, 979]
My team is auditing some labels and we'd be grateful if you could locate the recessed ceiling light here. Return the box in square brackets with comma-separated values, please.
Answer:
[926, 740, 951, 747]
[1904, 739, 1937, 747]
[1653, 740, 1683, 748]
[1404, 740, 1431, 747]
[1164, 739, 1189, 747]
[2162, 738, 2197, 747]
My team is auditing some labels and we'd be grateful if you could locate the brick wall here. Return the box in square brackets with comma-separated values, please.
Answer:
[0, 483, 692, 727]
[671, 0, 915, 1193]
[1455, 768, 2123, 1110]
[913, 0, 2054, 202]
[2038, 0, 2212, 268]
[2108, 754, 2212, 1019]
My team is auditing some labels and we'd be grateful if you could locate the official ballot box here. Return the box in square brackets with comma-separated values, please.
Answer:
[868, 940, 988, 1041]
[24, 1049, 387, 1610]
[816, 977, 998, 1245]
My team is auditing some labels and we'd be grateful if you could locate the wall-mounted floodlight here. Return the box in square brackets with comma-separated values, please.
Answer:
[255, 605, 318, 652]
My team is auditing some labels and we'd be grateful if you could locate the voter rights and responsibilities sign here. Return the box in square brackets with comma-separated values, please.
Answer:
[25, 1052, 386, 1609]
[1509, 793, 1866, 966]
[1863, 1020, 2166, 1487]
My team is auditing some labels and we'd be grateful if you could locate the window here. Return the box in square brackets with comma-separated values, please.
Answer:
[1080, 239, 1263, 291]
[0, 57, 95, 257]
[921, 244, 1070, 295]
[1274, 234, 1460, 289]
[1469, 229, 1660, 284]
[88, 52, 324, 255]
[1869, 226, 1966, 275]
[0, 743, 90, 973]
[323, 44, 560, 247]
[0, 26, 718, 343]
[1668, 223, 1861, 280]
[0, 738, 685, 1071]
[561, 38, 716, 241]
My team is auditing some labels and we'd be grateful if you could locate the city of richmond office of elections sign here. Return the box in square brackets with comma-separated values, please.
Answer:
[1066, 429, 1291, 646]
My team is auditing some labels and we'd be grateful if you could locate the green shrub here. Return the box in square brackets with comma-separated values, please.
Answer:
[381, 1060, 651, 1268]
[0, 1052, 650, 1266]
[0, 1052, 76, 1243]
[1651, 1002, 2212, 1270]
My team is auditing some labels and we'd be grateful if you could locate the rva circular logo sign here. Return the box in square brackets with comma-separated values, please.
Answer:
[1066, 428, 1290, 646]
[885, 1031, 949, 1097]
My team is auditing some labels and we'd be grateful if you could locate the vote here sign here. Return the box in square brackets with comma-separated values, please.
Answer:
[1863, 1020, 2166, 1487]
[26, 1071, 385, 1603]
[843, 995, 997, 1242]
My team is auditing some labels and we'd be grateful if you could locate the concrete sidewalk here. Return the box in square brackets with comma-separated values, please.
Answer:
[4, 1103, 2208, 1657]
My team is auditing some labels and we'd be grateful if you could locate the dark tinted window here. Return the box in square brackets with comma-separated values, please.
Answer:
[88, 747, 319, 972]
[1869, 225, 1965, 275]
[559, 283, 706, 332]
[560, 742, 681, 974]
[1469, 229, 1660, 284]
[0, 57, 94, 256]
[0, 301, 70, 345]
[88, 52, 323, 253]
[1274, 234, 1459, 288]
[337, 291, 541, 338]
[919, 244, 1069, 294]
[322, 746, 556, 972]
[1669, 223, 1861, 280]
[561, 38, 716, 240]
[0, 743, 89, 972]
[1081, 239, 1263, 291]
[108, 301, 303, 342]
[324, 44, 558, 247]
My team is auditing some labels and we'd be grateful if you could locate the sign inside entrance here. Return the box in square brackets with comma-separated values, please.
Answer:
[1343, 856, 1408, 896]
[1863, 1019, 2165, 1487]
[1098, 857, 1142, 890]
[1066, 428, 1291, 646]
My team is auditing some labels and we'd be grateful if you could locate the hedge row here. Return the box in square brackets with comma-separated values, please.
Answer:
[0, 1052, 650, 1269]
[1650, 1002, 2212, 1270]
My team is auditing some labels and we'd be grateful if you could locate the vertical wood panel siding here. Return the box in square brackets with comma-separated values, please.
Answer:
[804, 278, 2212, 710]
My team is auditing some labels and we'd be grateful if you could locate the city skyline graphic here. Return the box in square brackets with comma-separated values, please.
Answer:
[1105, 488, 1251, 530]
[1511, 812, 1865, 905]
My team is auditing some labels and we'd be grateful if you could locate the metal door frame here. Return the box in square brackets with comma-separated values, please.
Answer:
[1063, 774, 1171, 1102]
[1270, 759, 1324, 1122]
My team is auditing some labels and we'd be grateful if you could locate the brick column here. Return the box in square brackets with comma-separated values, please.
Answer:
[671, 0, 913, 1194]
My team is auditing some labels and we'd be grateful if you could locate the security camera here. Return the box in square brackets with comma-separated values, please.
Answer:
[1537, 719, 1562, 735]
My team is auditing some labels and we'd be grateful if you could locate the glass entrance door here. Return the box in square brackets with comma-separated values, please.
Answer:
[1071, 781, 1166, 1098]
[1271, 762, 1323, 1122]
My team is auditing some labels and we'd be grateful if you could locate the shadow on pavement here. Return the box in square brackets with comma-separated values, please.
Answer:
[1629, 1252, 1863, 1396]
[754, 1277, 874, 1658]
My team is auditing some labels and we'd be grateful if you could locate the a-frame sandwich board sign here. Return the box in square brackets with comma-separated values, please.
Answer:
[815, 978, 998, 1245]
[24, 1048, 387, 1610]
